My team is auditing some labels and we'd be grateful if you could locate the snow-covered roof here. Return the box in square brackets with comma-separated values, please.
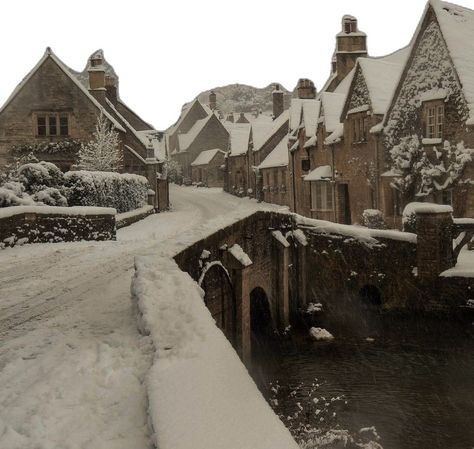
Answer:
[253, 110, 289, 152]
[167, 99, 211, 135]
[178, 114, 215, 151]
[320, 92, 346, 133]
[355, 46, 411, 115]
[324, 123, 344, 145]
[302, 100, 321, 137]
[0, 48, 126, 133]
[136, 130, 167, 162]
[304, 165, 332, 181]
[257, 135, 289, 169]
[191, 149, 225, 166]
[430, 0, 474, 124]
[229, 124, 251, 156]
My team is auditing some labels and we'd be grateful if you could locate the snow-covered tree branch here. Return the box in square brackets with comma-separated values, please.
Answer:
[78, 113, 122, 172]
[390, 135, 473, 198]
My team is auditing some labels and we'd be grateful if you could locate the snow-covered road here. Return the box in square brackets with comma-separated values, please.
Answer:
[0, 186, 283, 449]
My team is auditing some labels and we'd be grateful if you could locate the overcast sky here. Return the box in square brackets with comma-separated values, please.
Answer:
[0, 0, 469, 130]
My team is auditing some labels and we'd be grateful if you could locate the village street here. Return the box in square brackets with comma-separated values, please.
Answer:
[0, 186, 284, 449]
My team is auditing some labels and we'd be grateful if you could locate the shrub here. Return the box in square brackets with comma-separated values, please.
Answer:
[361, 209, 386, 229]
[64, 170, 148, 213]
[0, 186, 35, 207]
[17, 161, 64, 192]
[32, 188, 68, 206]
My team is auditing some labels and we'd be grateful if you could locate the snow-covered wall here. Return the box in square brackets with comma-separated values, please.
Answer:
[131, 255, 299, 449]
[0, 206, 116, 248]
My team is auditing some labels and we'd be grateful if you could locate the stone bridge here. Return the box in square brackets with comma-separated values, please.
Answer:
[174, 210, 474, 364]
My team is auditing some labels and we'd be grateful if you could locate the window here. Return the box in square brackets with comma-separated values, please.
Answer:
[301, 159, 310, 172]
[35, 113, 69, 137]
[352, 115, 368, 143]
[311, 181, 333, 211]
[37, 116, 46, 136]
[424, 102, 444, 139]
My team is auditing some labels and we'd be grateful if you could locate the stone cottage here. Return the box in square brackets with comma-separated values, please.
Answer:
[190, 148, 226, 187]
[0, 48, 168, 210]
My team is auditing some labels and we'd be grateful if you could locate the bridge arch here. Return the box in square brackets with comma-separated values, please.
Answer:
[200, 262, 236, 344]
[249, 287, 274, 359]
[358, 284, 382, 306]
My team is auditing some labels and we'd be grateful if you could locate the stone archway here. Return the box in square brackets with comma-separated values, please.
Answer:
[200, 263, 236, 344]
[250, 287, 273, 360]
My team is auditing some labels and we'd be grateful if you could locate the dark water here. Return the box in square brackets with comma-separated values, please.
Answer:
[252, 313, 474, 449]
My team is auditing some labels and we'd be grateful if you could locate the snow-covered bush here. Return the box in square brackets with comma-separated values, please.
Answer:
[65, 170, 148, 213]
[0, 186, 35, 207]
[32, 187, 68, 206]
[16, 161, 64, 192]
[361, 209, 386, 229]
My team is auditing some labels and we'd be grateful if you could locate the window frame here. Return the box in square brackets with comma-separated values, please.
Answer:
[423, 100, 444, 139]
[311, 181, 334, 211]
[33, 112, 70, 137]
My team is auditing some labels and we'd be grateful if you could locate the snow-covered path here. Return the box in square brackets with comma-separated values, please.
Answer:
[0, 186, 282, 449]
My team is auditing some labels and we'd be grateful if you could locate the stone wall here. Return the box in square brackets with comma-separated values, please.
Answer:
[0, 207, 115, 248]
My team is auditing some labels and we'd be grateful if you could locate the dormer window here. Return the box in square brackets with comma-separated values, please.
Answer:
[424, 101, 444, 139]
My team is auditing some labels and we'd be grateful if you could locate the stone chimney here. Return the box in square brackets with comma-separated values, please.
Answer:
[226, 113, 234, 123]
[296, 79, 316, 99]
[236, 112, 249, 124]
[272, 83, 284, 119]
[209, 90, 217, 111]
[334, 15, 367, 82]
[105, 75, 118, 105]
[88, 50, 106, 102]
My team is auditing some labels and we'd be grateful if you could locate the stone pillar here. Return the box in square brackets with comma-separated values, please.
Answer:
[272, 231, 290, 329]
[416, 210, 454, 281]
[224, 249, 252, 366]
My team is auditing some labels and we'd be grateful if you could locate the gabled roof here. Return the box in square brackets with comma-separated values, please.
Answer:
[177, 114, 216, 151]
[384, 0, 474, 127]
[320, 92, 346, 133]
[258, 135, 289, 169]
[430, 0, 474, 124]
[0, 48, 126, 133]
[229, 124, 251, 156]
[253, 110, 289, 153]
[349, 46, 411, 117]
[167, 99, 212, 135]
[191, 148, 225, 166]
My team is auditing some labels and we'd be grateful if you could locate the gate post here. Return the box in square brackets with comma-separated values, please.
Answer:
[416, 207, 454, 282]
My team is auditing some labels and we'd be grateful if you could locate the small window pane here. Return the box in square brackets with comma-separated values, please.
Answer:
[49, 115, 57, 135]
[37, 116, 46, 136]
[59, 116, 69, 136]
[326, 183, 333, 210]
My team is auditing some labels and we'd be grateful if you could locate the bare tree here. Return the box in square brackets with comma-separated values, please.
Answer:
[78, 112, 122, 171]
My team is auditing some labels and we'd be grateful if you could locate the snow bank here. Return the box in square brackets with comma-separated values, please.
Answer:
[0, 205, 116, 219]
[132, 255, 299, 449]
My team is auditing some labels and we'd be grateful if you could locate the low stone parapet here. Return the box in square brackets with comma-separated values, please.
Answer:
[0, 205, 116, 248]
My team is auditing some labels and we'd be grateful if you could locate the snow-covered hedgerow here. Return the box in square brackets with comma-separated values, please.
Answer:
[65, 170, 149, 213]
[32, 188, 68, 207]
[0, 186, 35, 207]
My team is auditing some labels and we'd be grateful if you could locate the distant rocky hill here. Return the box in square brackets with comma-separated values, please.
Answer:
[196, 83, 292, 114]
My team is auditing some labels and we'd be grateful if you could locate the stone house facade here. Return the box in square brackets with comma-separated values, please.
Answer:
[190, 148, 225, 187]
[0, 48, 168, 210]
[170, 105, 229, 181]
